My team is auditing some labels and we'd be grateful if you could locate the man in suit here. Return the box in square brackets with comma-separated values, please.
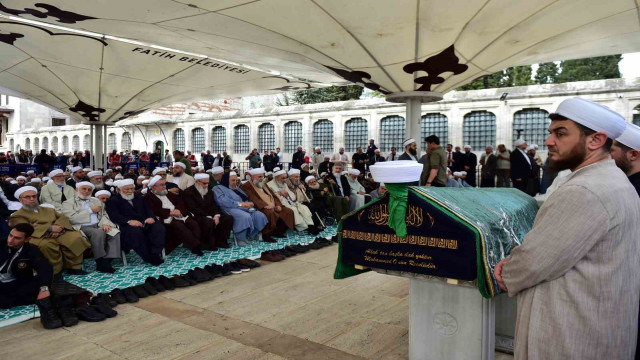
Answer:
[166, 161, 195, 191]
[222, 151, 233, 170]
[39, 169, 75, 211]
[451, 146, 464, 172]
[105, 179, 165, 265]
[510, 138, 533, 193]
[479, 146, 498, 188]
[291, 146, 304, 170]
[182, 173, 233, 250]
[61, 182, 120, 273]
[461, 145, 478, 187]
[144, 176, 203, 255]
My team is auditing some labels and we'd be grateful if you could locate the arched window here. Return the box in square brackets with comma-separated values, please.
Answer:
[62, 136, 69, 153]
[284, 121, 302, 153]
[72, 135, 80, 151]
[234, 125, 250, 154]
[34, 138, 39, 152]
[9, 139, 13, 152]
[25, 138, 30, 150]
[121, 132, 132, 151]
[258, 123, 275, 153]
[192, 127, 205, 154]
[83, 134, 90, 150]
[513, 108, 550, 150]
[633, 104, 640, 126]
[52, 136, 58, 153]
[344, 117, 368, 152]
[173, 129, 185, 152]
[313, 120, 333, 153]
[107, 133, 117, 152]
[379, 115, 405, 152]
[421, 113, 448, 148]
[42, 137, 48, 151]
[463, 111, 496, 150]
[211, 126, 226, 153]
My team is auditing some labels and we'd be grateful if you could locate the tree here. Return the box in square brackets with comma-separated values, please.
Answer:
[289, 85, 364, 105]
[557, 55, 622, 82]
[458, 65, 533, 90]
[534, 62, 559, 84]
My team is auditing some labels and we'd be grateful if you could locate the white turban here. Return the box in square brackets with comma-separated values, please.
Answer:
[115, 174, 123, 180]
[249, 168, 265, 176]
[83, 168, 91, 172]
[532, 144, 539, 150]
[348, 169, 360, 176]
[379, 182, 385, 187]
[116, 178, 134, 188]
[116, 166, 122, 169]
[142, 179, 150, 185]
[402, 139, 416, 147]
[105, 169, 113, 173]
[464, 145, 471, 150]
[30, 178, 41, 183]
[453, 172, 462, 177]
[105, 180, 114, 186]
[460, 171, 468, 175]
[71, 166, 82, 173]
[26, 170, 35, 175]
[320, 172, 327, 177]
[9, 180, 17, 184]
[314, 147, 321, 150]
[265, 171, 273, 176]
[212, 166, 224, 175]
[525, 145, 534, 152]
[148, 175, 163, 188]
[194, 173, 209, 181]
[229, 172, 237, 177]
[341, 171, 348, 176]
[288, 169, 300, 175]
[514, 138, 526, 147]
[137, 175, 146, 180]
[152, 167, 166, 175]
[76, 181, 95, 189]
[15, 186, 38, 199]
[88, 171, 103, 178]
[274, 170, 286, 177]
[617, 123, 640, 151]
[141, 188, 148, 194]
[43, 177, 50, 182]
[174, 162, 186, 169]
[16, 176, 26, 181]
[272, 167, 281, 172]
[305, 175, 315, 183]
[95, 190, 111, 198]
[554, 97, 626, 138]
[49, 169, 63, 177]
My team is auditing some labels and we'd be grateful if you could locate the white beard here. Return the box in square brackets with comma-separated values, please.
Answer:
[253, 180, 263, 189]
[196, 186, 208, 196]
[54, 180, 65, 186]
[21, 204, 38, 212]
[153, 189, 168, 196]
[308, 184, 320, 190]
[121, 193, 134, 200]
[93, 182, 105, 190]
[77, 193, 90, 200]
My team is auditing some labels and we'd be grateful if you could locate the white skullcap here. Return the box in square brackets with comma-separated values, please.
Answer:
[402, 139, 416, 147]
[115, 174, 123, 180]
[464, 145, 472, 149]
[555, 97, 626, 138]
[315, 147, 321, 150]
[525, 145, 534, 152]
[265, 171, 273, 176]
[71, 166, 82, 173]
[194, 173, 209, 181]
[617, 123, 640, 151]
[514, 138, 526, 146]
[9, 180, 17, 184]
[83, 168, 91, 172]
[141, 188, 148, 194]
[174, 162, 186, 169]
[142, 179, 150, 185]
[320, 172, 327, 177]
[229, 172, 237, 177]
[341, 171, 347, 175]
[274, 170, 286, 177]
[205, 169, 213, 174]
[305, 175, 315, 183]
[152, 167, 166, 175]
[348, 169, 360, 176]
[116, 166, 122, 169]
[49, 169, 63, 177]
[105, 169, 113, 173]
[88, 171, 103, 178]
[95, 190, 111, 197]
[116, 178, 134, 188]
[212, 166, 224, 175]
[453, 172, 462, 177]
[460, 171, 468, 175]
[30, 178, 41, 183]
[26, 170, 35, 175]
[39, 203, 55, 209]
[76, 181, 95, 189]
[249, 168, 265, 176]
[105, 180, 114, 186]
[148, 175, 163, 187]
[532, 144, 539, 150]
[288, 169, 300, 175]
[14, 186, 38, 199]
[379, 182, 386, 187]
[137, 175, 146, 180]
[272, 167, 281, 172]
[43, 177, 50, 182]
[375, 149, 380, 153]
[16, 176, 26, 181]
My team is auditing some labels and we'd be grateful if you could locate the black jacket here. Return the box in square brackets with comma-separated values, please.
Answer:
[510, 149, 533, 180]
[325, 173, 351, 197]
[452, 151, 464, 172]
[222, 155, 233, 169]
[291, 151, 304, 169]
[105, 193, 156, 226]
[318, 161, 331, 175]
[629, 172, 640, 197]
[462, 152, 477, 173]
[0, 241, 52, 286]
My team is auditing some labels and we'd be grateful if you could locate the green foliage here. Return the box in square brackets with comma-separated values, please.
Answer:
[276, 85, 364, 106]
[534, 62, 559, 84]
[556, 55, 621, 82]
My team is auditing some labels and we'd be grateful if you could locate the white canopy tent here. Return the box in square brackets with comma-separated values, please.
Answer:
[0, 0, 638, 167]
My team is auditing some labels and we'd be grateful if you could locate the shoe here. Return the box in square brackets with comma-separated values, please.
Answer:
[262, 233, 277, 243]
[55, 296, 79, 327]
[170, 275, 190, 288]
[236, 258, 261, 268]
[141, 282, 158, 296]
[182, 273, 198, 285]
[145, 277, 166, 292]
[223, 263, 242, 274]
[37, 297, 63, 329]
[260, 251, 284, 262]
[95, 258, 116, 273]
[273, 249, 291, 258]
[190, 246, 204, 256]
[53, 273, 64, 282]
[331, 235, 339, 243]
[90, 297, 118, 318]
[204, 265, 223, 278]
[307, 226, 320, 235]
[284, 245, 302, 254]
[316, 238, 333, 246]
[96, 293, 118, 308]
[66, 269, 88, 276]
[158, 275, 176, 290]
[188, 268, 211, 282]
[218, 264, 232, 276]
[290, 245, 309, 253]
[131, 285, 149, 298]
[308, 241, 323, 250]
[234, 262, 250, 272]
[76, 306, 106, 322]
[236, 240, 250, 246]
[110, 288, 127, 304]
[122, 287, 139, 303]
[194, 267, 214, 281]
[147, 254, 164, 266]
[297, 244, 311, 252]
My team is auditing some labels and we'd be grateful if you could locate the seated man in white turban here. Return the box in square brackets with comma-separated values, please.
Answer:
[39, 169, 76, 211]
[166, 162, 195, 191]
[267, 169, 315, 233]
[61, 182, 121, 273]
[95, 190, 112, 204]
[66, 166, 86, 189]
[346, 169, 366, 211]
[16, 176, 27, 187]
[87, 170, 108, 196]
[9, 186, 90, 277]
[445, 168, 461, 188]
[285, 170, 322, 233]
[370, 182, 388, 199]
[209, 166, 224, 188]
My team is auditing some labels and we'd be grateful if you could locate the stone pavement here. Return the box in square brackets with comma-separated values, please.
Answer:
[0, 246, 514, 360]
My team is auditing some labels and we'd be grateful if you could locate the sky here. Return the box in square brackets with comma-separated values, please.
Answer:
[620, 53, 640, 79]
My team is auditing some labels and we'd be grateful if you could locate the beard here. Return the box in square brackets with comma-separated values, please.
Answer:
[614, 153, 633, 174]
[121, 193, 134, 200]
[547, 140, 586, 172]
[229, 182, 238, 190]
[253, 179, 264, 189]
[409, 148, 417, 156]
[152, 189, 168, 196]
[21, 204, 38, 212]
[196, 185, 209, 196]
[332, 172, 342, 178]
[93, 182, 105, 190]
[308, 183, 319, 190]
[54, 180, 65, 186]
[77, 193, 90, 200]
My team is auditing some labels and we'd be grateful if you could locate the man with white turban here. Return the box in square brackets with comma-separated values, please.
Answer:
[39, 169, 75, 211]
[285, 169, 322, 233]
[66, 166, 86, 189]
[495, 98, 640, 359]
[166, 162, 195, 191]
[105, 178, 166, 266]
[398, 138, 418, 161]
[510, 138, 534, 194]
[61, 182, 120, 273]
[611, 123, 640, 196]
[346, 169, 366, 211]
[87, 170, 107, 195]
[267, 169, 314, 233]
[9, 186, 90, 276]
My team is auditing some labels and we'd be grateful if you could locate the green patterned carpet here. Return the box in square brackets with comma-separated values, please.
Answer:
[0, 226, 337, 328]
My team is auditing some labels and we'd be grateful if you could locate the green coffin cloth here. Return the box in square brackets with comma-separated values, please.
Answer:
[335, 187, 538, 298]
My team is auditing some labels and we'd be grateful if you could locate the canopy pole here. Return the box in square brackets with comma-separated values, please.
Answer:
[94, 124, 104, 170]
[386, 91, 444, 156]
[89, 124, 94, 169]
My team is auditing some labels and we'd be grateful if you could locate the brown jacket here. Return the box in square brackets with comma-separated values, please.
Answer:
[144, 191, 188, 221]
[241, 181, 295, 231]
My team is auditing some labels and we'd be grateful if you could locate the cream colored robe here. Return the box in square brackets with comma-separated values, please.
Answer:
[266, 179, 313, 231]
[166, 173, 195, 191]
[502, 160, 640, 360]
[39, 182, 76, 211]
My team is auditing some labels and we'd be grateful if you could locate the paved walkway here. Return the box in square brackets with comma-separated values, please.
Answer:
[0, 246, 513, 360]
